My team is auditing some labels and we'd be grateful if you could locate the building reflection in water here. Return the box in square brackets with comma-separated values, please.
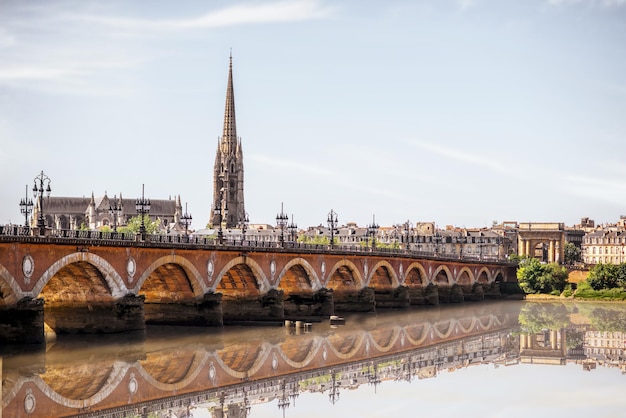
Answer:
[2, 301, 625, 417]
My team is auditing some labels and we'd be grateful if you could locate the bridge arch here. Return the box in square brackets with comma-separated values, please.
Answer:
[432, 319, 455, 339]
[366, 260, 399, 289]
[433, 265, 453, 286]
[13, 362, 131, 411]
[32, 252, 127, 300]
[278, 336, 323, 368]
[0, 265, 22, 305]
[403, 323, 430, 346]
[325, 331, 365, 360]
[211, 256, 269, 295]
[403, 262, 428, 287]
[368, 327, 402, 353]
[325, 259, 364, 291]
[493, 269, 505, 284]
[212, 342, 272, 379]
[137, 350, 208, 392]
[276, 257, 322, 293]
[455, 267, 474, 286]
[476, 267, 490, 284]
[134, 255, 207, 300]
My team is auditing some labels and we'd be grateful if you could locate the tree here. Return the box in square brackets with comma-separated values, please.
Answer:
[516, 257, 568, 294]
[587, 263, 619, 290]
[118, 215, 161, 235]
[563, 242, 581, 265]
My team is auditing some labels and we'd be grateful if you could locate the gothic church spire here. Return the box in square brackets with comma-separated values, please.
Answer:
[210, 53, 245, 229]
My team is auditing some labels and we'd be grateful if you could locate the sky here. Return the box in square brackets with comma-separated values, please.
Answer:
[1, 0, 625, 231]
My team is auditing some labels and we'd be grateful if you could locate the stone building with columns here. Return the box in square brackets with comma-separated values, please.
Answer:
[517, 222, 566, 263]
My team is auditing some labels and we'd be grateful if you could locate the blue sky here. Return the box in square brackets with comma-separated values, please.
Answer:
[1, 0, 625, 230]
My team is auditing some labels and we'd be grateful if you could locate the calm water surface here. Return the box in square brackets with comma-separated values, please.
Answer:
[3, 300, 626, 418]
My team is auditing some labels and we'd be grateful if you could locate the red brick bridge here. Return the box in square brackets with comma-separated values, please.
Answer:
[0, 232, 516, 343]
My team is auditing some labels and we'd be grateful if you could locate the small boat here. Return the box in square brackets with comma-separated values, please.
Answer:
[329, 315, 345, 325]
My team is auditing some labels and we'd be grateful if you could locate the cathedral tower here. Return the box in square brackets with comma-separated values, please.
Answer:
[210, 54, 245, 229]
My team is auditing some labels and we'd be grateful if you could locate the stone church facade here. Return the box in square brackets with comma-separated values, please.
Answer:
[32, 192, 183, 232]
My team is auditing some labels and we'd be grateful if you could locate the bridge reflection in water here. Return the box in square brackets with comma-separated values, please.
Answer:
[2, 303, 522, 417]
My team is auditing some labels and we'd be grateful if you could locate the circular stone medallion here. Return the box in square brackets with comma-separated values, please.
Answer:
[22, 255, 34, 279]
[127, 257, 136, 277]
[24, 390, 36, 414]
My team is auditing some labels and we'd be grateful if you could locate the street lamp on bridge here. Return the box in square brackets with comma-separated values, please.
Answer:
[135, 184, 151, 240]
[19, 184, 34, 228]
[32, 170, 51, 232]
[213, 187, 228, 245]
[181, 202, 192, 238]
[366, 214, 379, 250]
[327, 209, 338, 248]
[108, 195, 122, 232]
[239, 211, 249, 244]
[288, 214, 298, 244]
[276, 202, 288, 247]
[403, 220, 413, 251]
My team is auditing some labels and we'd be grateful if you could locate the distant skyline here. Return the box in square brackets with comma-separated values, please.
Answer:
[1, 0, 625, 230]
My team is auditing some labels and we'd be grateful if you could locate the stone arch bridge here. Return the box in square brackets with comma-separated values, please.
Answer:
[0, 235, 516, 343]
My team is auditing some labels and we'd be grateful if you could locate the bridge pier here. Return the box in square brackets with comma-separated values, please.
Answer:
[45, 294, 145, 334]
[222, 289, 285, 323]
[284, 288, 334, 318]
[407, 284, 439, 306]
[334, 287, 376, 313]
[0, 297, 45, 345]
[145, 292, 224, 327]
[438, 284, 464, 303]
[374, 285, 410, 309]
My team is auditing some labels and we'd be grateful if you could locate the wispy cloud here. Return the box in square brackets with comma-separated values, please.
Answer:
[0, 0, 334, 95]
[404, 139, 512, 175]
[62, 0, 334, 32]
[561, 173, 626, 205]
[547, 0, 626, 7]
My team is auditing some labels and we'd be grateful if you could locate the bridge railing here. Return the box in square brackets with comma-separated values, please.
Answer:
[0, 225, 514, 264]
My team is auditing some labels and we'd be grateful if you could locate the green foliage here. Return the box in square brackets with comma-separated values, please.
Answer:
[118, 215, 161, 234]
[516, 258, 568, 294]
[587, 263, 619, 290]
[561, 284, 574, 298]
[507, 253, 525, 263]
[574, 280, 626, 301]
[299, 235, 330, 245]
[587, 306, 626, 331]
[563, 242, 582, 265]
[517, 302, 570, 333]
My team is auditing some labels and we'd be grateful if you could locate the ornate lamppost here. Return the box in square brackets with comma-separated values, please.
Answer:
[288, 214, 298, 244]
[328, 370, 340, 405]
[278, 379, 290, 414]
[434, 228, 442, 256]
[19, 184, 34, 228]
[239, 212, 249, 244]
[403, 220, 413, 251]
[213, 187, 228, 245]
[276, 202, 288, 247]
[108, 194, 122, 232]
[367, 362, 381, 393]
[181, 202, 192, 238]
[327, 209, 338, 248]
[366, 214, 379, 250]
[32, 170, 51, 231]
[135, 184, 151, 240]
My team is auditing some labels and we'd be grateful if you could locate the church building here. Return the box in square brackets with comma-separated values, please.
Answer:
[209, 54, 246, 229]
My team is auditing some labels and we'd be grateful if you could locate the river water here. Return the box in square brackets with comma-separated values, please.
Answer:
[2, 300, 626, 418]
